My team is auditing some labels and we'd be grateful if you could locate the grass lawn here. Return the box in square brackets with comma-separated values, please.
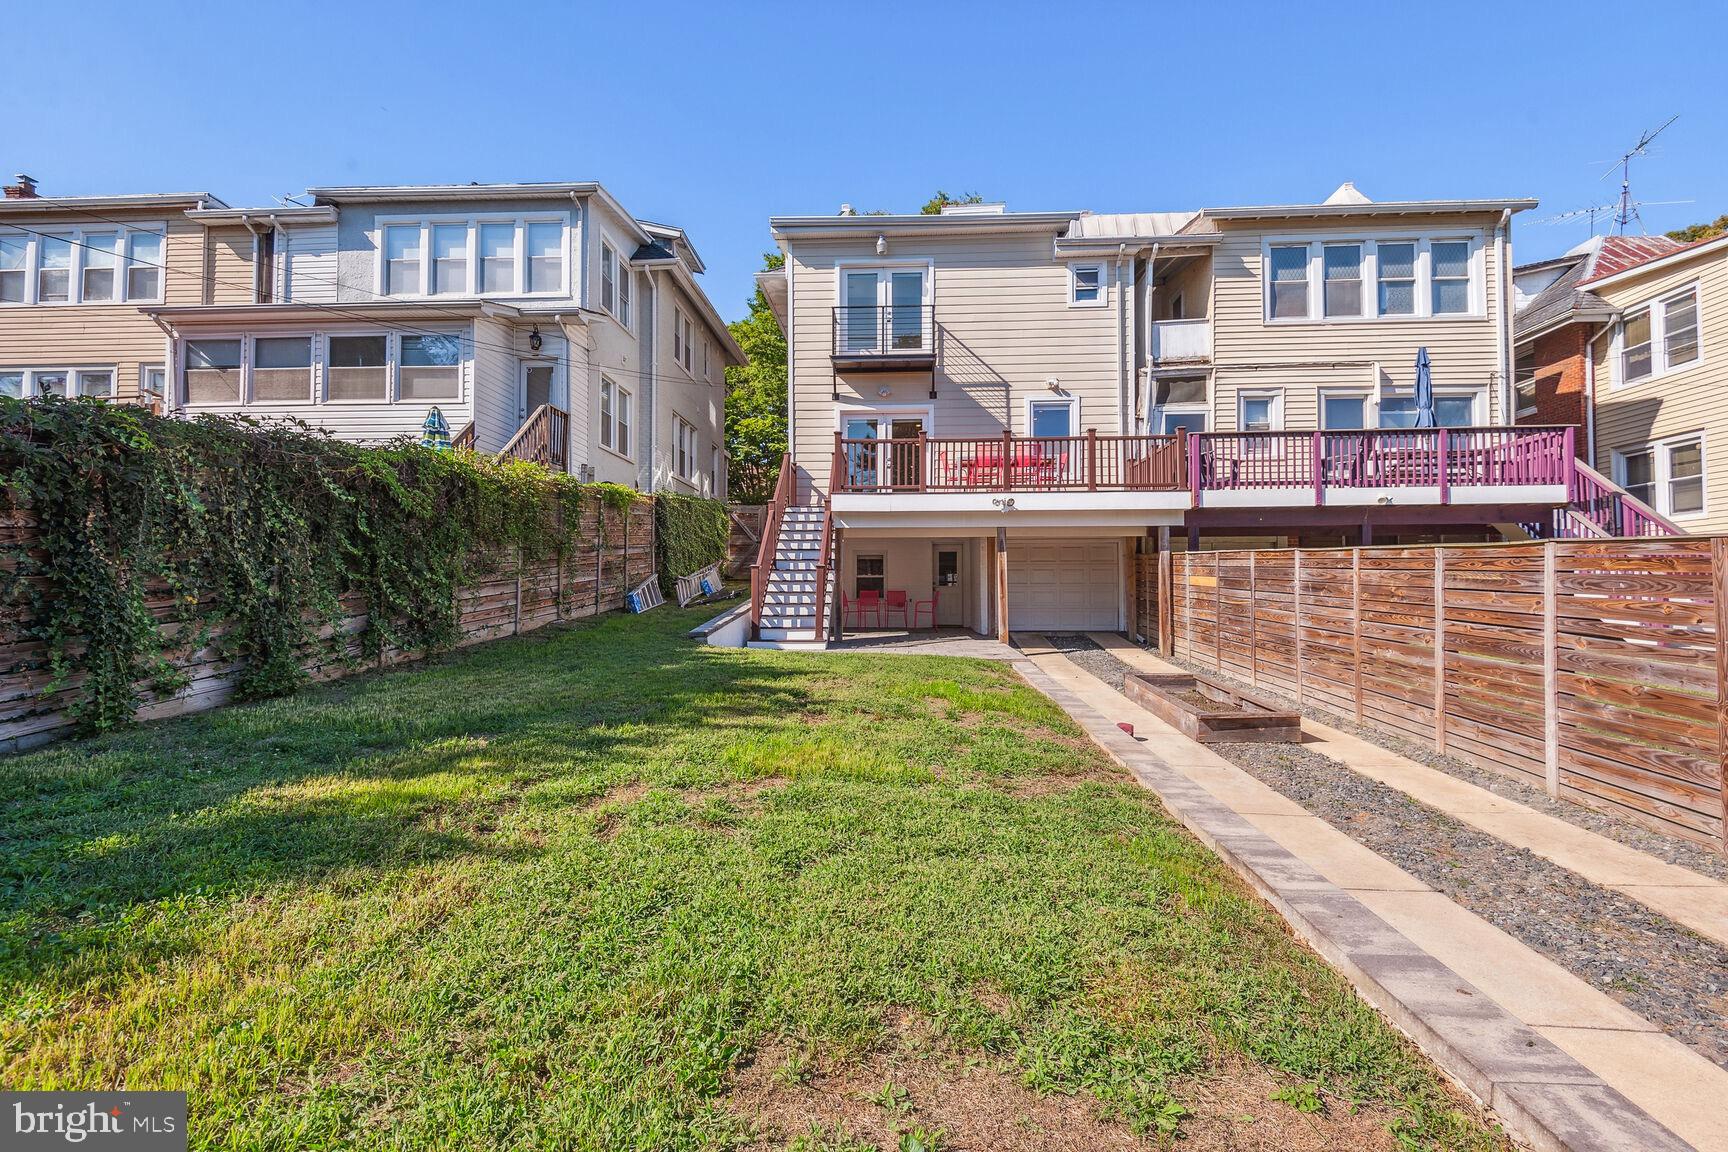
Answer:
[0, 604, 1505, 1151]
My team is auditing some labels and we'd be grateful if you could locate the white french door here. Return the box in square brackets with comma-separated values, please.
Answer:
[840, 268, 928, 353]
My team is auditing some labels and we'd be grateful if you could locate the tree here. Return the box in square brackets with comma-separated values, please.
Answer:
[1667, 214, 1728, 243]
[724, 252, 788, 504]
[921, 190, 985, 215]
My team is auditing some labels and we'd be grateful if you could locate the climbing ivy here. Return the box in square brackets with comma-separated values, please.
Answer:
[0, 399, 645, 732]
[653, 493, 730, 596]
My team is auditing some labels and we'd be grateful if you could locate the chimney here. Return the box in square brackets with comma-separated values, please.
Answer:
[4, 174, 38, 199]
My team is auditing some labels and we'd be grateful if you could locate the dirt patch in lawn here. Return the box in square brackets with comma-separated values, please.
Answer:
[588, 781, 650, 839]
[727, 1037, 1407, 1151]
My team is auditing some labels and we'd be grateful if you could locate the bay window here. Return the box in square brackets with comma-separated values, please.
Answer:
[617, 259, 631, 327]
[326, 336, 389, 401]
[398, 334, 462, 399]
[252, 337, 313, 402]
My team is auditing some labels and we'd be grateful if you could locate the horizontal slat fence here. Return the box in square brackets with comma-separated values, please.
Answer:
[1170, 538, 1728, 849]
[1, 496, 655, 753]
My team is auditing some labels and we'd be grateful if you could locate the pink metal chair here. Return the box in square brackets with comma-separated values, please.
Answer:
[851, 589, 882, 629]
[882, 589, 910, 629]
[911, 587, 938, 630]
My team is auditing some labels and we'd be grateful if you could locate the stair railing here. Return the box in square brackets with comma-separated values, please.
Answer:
[814, 493, 834, 642]
[497, 405, 570, 472]
[1565, 459, 1684, 537]
[749, 453, 796, 637]
[452, 421, 476, 452]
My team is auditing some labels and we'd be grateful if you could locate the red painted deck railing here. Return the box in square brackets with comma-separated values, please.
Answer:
[1556, 460, 1684, 538]
[832, 430, 1187, 493]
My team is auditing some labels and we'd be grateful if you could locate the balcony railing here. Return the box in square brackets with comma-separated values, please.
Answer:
[831, 305, 936, 364]
[832, 430, 1187, 493]
[1151, 319, 1211, 362]
[829, 426, 1579, 503]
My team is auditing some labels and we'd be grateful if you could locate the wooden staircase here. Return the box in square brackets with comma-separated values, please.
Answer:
[748, 455, 834, 648]
[451, 405, 570, 472]
[1540, 460, 1683, 538]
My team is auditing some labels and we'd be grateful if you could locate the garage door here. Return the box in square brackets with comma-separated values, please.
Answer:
[1007, 540, 1120, 632]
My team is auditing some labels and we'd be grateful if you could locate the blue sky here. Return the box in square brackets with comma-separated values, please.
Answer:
[11, 0, 1723, 321]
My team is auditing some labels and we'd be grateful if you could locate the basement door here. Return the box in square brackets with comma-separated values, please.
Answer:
[1006, 540, 1120, 632]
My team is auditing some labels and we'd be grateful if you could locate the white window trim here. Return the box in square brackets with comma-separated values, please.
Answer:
[598, 235, 633, 329]
[1318, 387, 1374, 430]
[1068, 261, 1107, 309]
[1614, 434, 1706, 520]
[0, 224, 168, 307]
[672, 413, 700, 486]
[671, 307, 696, 377]
[1376, 384, 1486, 428]
[1610, 282, 1704, 390]
[1023, 394, 1081, 437]
[177, 329, 466, 409]
[1262, 230, 1487, 324]
[139, 364, 167, 403]
[373, 213, 571, 301]
[1237, 388, 1284, 432]
[0, 365, 119, 399]
[598, 374, 633, 461]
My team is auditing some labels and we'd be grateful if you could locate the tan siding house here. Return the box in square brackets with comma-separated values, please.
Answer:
[0, 187, 227, 407]
[1588, 236, 1728, 532]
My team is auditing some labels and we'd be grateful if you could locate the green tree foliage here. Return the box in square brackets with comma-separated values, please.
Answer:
[0, 399, 643, 731]
[1667, 214, 1728, 243]
[724, 252, 789, 504]
[921, 190, 985, 215]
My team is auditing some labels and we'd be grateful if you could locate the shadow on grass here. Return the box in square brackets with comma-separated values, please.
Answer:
[0, 605, 850, 979]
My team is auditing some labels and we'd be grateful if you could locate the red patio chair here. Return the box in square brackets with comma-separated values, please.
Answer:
[911, 587, 938, 630]
[882, 589, 910, 629]
[851, 589, 882, 629]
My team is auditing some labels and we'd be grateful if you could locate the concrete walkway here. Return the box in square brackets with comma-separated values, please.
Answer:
[1086, 632, 1728, 952]
[1009, 634, 1727, 1152]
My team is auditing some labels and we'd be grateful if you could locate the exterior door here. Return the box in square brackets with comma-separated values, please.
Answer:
[521, 363, 553, 419]
[1007, 540, 1121, 632]
[843, 416, 880, 488]
[933, 542, 965, 626]
[889, 417, 924, 488]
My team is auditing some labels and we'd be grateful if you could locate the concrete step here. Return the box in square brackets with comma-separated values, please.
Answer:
[747, 637, 828, 650]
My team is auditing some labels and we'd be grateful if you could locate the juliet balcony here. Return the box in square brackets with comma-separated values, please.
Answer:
[830, 304, 937, 371]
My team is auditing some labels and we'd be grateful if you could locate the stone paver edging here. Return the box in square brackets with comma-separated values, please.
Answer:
[1007, 652, 1696, 1152]
[1084, 633, 1728, 951]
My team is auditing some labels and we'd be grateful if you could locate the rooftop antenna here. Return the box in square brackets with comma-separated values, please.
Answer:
[1601, 115, 1679, 235]
[1539, 198, 1693, 237]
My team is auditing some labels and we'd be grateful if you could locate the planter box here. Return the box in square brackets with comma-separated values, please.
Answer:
[1121, 672, 1301, 743]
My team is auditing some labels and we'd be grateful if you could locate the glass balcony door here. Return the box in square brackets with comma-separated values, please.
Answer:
[840, 268, 928, 353]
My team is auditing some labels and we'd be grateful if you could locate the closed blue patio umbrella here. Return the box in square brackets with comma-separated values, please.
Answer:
[1412, 347, 1436, 428]
[420, 405, 452, 450]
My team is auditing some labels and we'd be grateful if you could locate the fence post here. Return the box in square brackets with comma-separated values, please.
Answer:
[1544, 540, 1560, 799]
[1158, 532, 1174, 657]
[594, 494, 604, 616]
[1293, 550, 1305, 705]
[1214, 552, 1223, 674]
[1433, 547, 1447, 751]
[1248, 551, 1259, 687]
[1351, 548, 1363, 722]
[1713, 537, 1728, 848]
[513, 543, 523, 636]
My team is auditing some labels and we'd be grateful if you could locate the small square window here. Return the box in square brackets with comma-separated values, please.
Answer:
[1071, 264, 1103, 305]
[856, 554, 885, 597]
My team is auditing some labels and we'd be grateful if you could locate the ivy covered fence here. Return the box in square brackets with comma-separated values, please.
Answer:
[0, 400, 730, 748]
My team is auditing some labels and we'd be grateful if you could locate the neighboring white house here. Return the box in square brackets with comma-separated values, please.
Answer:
[142, 182, 741, 495]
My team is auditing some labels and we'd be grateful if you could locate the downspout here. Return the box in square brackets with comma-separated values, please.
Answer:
[1144, 243, 1161, 433]
[1496, 209, 1512, 425]
[1117, 243, 1129, 435]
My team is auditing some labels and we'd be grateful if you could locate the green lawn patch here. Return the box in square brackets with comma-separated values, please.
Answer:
[0, 606, 1505, 1150]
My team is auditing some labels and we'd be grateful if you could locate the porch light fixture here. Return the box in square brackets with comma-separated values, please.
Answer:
[875, 234, 887, 256]
[529, 326, 543, 352]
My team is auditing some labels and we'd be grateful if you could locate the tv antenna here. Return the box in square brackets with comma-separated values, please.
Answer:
[1538, 198, 1692, 237]
[1601, 115, 1679, 234]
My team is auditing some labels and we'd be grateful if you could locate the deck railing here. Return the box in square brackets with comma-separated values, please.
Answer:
[1150, 319, 1211, 362]
[832, 430, 1187, 493]
[1556, 460, 1683, 538]
[497, 404, 570, 472]
[829, 426, 1578, 501]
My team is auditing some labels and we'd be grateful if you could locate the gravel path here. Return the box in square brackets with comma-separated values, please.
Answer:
[1041, 634, 1728, 1070]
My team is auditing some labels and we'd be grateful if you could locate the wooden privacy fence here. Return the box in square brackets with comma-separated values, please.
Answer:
[0, 496, 655, 753]
[1168, 538, 1728, 849]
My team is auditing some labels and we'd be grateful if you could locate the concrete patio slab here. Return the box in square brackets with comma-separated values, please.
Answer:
[1014, 643, 1717, 1151]
[1086, 632, 1728, 951]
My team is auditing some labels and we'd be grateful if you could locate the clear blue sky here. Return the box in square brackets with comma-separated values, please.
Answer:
[12, 0, 1723, 321]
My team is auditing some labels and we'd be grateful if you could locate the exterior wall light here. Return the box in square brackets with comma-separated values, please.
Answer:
[529, 326, 543, 352]
[875, 234, 887, 256]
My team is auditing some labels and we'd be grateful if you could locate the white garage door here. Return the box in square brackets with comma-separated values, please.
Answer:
[1007, 540, 1121, 632]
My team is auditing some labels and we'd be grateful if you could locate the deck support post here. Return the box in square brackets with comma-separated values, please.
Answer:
[995, 527, 1010, 643]
[1157, 527, 1173, 657]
